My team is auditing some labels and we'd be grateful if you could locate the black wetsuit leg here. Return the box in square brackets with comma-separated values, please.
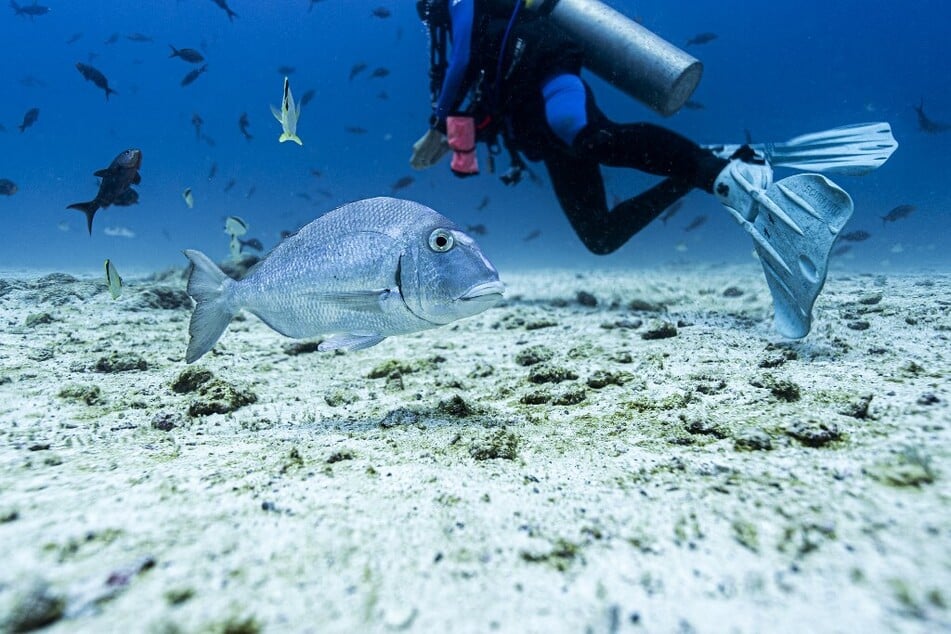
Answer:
[543, 149, 693, 255]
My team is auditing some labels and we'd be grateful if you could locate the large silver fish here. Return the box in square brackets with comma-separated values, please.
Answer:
[183, 197, 503, 363]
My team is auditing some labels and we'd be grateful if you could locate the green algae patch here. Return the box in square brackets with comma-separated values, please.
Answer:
[520, 538, 582, 572]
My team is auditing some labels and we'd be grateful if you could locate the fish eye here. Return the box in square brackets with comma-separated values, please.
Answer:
[428, 228, 454, 253]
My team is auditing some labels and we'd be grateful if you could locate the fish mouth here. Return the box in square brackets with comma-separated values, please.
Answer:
[459, 280, 505, 303]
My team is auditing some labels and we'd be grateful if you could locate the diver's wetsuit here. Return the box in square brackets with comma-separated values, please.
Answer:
[427, 0, 728, 254]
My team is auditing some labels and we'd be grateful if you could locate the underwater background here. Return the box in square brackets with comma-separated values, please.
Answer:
[0, 0, 948, 275]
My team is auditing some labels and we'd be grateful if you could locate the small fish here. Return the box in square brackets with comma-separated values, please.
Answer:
[308, 0, 326, 12]
[104, 226, 136, 238]
[831, 244, 852, 257]
[349, 62, 367, 80]
[523, 229, 541, 242]
[246, 185, 256, 199]
[208, 162, 218, 181]
[271, 76, 303, 145]
[112, 189, 139, 206]
[682, 100, 704, 110]
[104, 32, 120, 45]
[181, 64, 208, 86]
[201, 134, 216, 147]
[66, 32, 83, 45]
[191, 113, 203, 140]
[169, 45, 205, 64]
[839, 230, 871, 242]
[239, 237, 264, 252]
[19, 75, 45, 88]
[10, 0, 50, 17]
[683, 215, 708, 232]
[239, 112, 253, 140]
[67, 148, 143, 235]
[0, 178, 17, 196]
[225, 215, 248, 237]
[466, 223, 487, 236]
[377, 90, 389, 100]
[182, 197, 503, 362]
[476, 196, 490, 211]
[209, 0, 238, 22]
[310, 168, 323, 178]
[224, 178, 237, 193]
[686, 32, 717, 46]
[277, 65, 296, 75]
[913, 99, 951, 134]
[183, 187, 194, 208]
[345, 126, 367, 135]
[126, 33, 153, 43]
[659, 199, 684, 225]
[371, 7, 391, 18]
[390, 176, 414, 192]
[881, 204, 915, 224]
[76, 63, 117, 100]
[316, 188, 333, 198]
[104, 259, 123, 299]
[295, 192, 313, 201]
[369, 67, 390, 79]
[299, 89, 316, 107]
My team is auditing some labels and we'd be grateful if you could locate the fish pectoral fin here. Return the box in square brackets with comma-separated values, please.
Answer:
[94, 168, 110, 178]
[318, 333, 386, 352]
[270, 105, 283, 122]
[132, 173, 141, 185]
[306, 289, 393, 313]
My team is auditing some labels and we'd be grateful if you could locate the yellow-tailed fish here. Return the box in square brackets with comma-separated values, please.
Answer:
[183, 187, 194, 208]
[271, 76, 302, 145]
[104, 259, 123, 300]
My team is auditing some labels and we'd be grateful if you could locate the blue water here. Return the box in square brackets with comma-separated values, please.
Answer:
[1, 0, 948, 274]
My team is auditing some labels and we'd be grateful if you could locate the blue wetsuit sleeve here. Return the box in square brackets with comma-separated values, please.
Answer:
[433, 0, 474, 126]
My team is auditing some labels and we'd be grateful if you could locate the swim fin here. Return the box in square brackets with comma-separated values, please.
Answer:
[709, 122, 898, 176]
[722, 173, 853, 339]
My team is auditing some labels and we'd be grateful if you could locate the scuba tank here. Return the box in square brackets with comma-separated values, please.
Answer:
[524, 0, 702, 116]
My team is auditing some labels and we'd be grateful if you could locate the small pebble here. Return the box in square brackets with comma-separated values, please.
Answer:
[576, 291, 597, 307]
[641, 320, 677, 340]
[786, 420, 843, 447]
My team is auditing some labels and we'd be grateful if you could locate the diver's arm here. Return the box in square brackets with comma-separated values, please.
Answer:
[432, 0, 474, 129]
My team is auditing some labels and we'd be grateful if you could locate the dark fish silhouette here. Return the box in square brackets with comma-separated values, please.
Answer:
[682, 100, 704, 110]
[192, 113, 203, 140]
[831, 244, 852, 257]
[881, 204, 915, 224]
[181, 64, 208, 86]
[277, 65, 296, 75]
[476, 196, 490, 211]
[239, 112, 253, 140]
[67, 149, 142, 235]
[207, 162, 218, 181]
[839, 230, 871, 242]
[390, 176, 414, 192]
[523, 229, 541, 242]
[466, 223, 488, 236]
[684, 214, 708, 232]
[345, 126, 368, 134]
[686, 32, 717, 46]
[308, 0, 326, 12]
[913, 99, 951, 134]
[19, 75, 45, 88]
[0, 179, 17, 196]
[310, 168, 323, 178]
[371, 7, 391, 18]
[169, 45, 205, 64]
[370, 67, 390, 79]
[300, 89, 316, 107]
[349, 62, 367, 80]
[246, 185, 256, 199]
[659, 199, 684, 225]
[377, 91, 389, 100]
[210, 0, 238, 21]
[239, 237, 264, 252]
[201, 134, 216, 147]
[76, 63, 117, 100]
[18, 107, 39, 132]
[66, 32, 83, 45]
[224, 178, 237, 193]
[295, 192, 313, 201]
[126, 33, 152, 43]
[11, 1, 49, 18]
[104, 32, 120, 45]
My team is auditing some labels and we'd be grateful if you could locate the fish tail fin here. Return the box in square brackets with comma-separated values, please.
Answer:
[10, 1, 20, 14]
[67, 201, 100, 235]
[105, 87, 117, 101]
[279, 132, 303, 146]
[168, 44, 178, 58]
[182, 249, 238, 363]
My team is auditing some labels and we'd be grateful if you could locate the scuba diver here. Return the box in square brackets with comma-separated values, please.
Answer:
[409, 0, 897, 339]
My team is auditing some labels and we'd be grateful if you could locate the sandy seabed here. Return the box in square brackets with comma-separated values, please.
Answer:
[0, 264, 948, 633]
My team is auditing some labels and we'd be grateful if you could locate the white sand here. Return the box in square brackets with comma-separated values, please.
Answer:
[0, 264, 948, 633]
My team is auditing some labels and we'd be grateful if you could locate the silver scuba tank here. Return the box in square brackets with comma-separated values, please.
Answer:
[525, 0, 702, 116]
